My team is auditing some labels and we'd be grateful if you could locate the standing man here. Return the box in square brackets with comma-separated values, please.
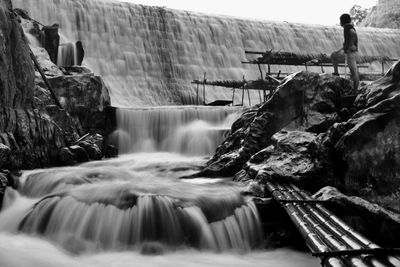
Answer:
[331, 13, 359, 94]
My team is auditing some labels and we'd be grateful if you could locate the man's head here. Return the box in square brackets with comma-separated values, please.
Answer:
[340, 13, 351, 26]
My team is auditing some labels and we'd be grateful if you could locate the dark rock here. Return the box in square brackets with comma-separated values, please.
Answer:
[40, 24, 60, 64]
[0, 171, 8, 209]
[314, 186, 400, 247]
[323, 61, 400, 212]
[0, 3, 35, 108]
[30, 46, 64, 77]
[104, 145, 118, 158]
[0, 107, 65, 169]
[0, 143, 11, 167]
[199, 72, 352, 177]
[140, 242, 165, 255]
[78, 141, 102, 160]
[234, 131, 335, 192]
[46, 72, 111, 134]
[355, 60, 400, 109]
[69, 145, 89, 163]
[59, 147, 76, 166]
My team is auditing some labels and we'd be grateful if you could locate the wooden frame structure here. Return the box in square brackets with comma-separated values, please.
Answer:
[190, 50, 398, 106]
[243, 50, 398, 76]
[191, 73, 278, 106]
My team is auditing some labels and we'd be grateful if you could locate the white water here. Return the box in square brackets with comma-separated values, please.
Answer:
[12, 0, 400, 107]
[0, 233, 316, 267]
[112, 106, 241, 155]
[0, 153, 319, 267]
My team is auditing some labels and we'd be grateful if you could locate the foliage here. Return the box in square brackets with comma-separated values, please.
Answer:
[349, 5, 369, 26]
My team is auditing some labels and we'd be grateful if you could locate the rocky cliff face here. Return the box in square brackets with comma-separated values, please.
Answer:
[327, 61, 400, 212]
[362, 0, 400, 29]
[0, 1, 112, 170]
[0, 1, 65, 169]
[200, 61, 400, 244]
[0, 0, 34, 108]
[198, 72, 353, 178]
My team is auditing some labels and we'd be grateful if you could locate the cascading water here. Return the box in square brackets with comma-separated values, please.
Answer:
[0, 154, 319, 266]
[12, 0, 400, 107]
[7, 0, 397, 265]
[112, 106, 240, 155]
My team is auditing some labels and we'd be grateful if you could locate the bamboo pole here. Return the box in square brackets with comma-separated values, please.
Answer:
[244, 76, 251, 106]
[284, 186, 386, 267]
[196, 82, 199, 105]
[241, 80, 245, 106]
[232, 88, 235, 106]
[275, 185, 368, 267]
[290, 184, 400, 267]
[203, 72, 206, 105]
[266, 182, 346, 267]
[267, 182, 400, 267]
[29, 48, 63, 109]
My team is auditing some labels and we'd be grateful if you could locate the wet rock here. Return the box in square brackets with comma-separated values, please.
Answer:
[78, 141, 102, 160]
[314, 186, 400, 247]
[324, 61, 400, 212]
[0, 171, 8, 209]
[46, 71, 111, 134]
[140, 242, 165, 255]
[0, 144, 11, 167]
[200, 72, 352, 177]
[104, 145, 118, 158]
[30, 46, 64, 77]
[355, 60, 400, 109]
[69, 145, 89, 163]
[41, 24, 59, 64]
[0, 107, 65, 169]
[0, 3, 35, 108]
[59, 147, 76, 166]
[235, 131, 334, 192]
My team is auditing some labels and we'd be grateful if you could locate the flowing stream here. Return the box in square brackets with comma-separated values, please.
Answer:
[0, 107, 319, 267]
[7, 0, 396, 265]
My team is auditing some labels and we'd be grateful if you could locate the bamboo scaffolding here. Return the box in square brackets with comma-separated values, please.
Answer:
[244, 50, 397, 65]
[266, 182, 400, 267]
[191, 78, 278, 90]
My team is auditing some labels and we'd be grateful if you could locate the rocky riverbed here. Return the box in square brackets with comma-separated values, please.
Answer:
[194, 63, 400, 247]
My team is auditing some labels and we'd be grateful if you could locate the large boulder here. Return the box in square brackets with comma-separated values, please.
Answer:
[235, 131, 337, 193]
[198, 72, 352, 177]
[46, 70, 111, 134]
[323, 61, 400, 212]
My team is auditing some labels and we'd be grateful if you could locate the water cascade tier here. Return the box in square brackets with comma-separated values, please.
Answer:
[2, 154, 262, 254]
[112, 106, 241, 155]
[12, 0, 400, 107]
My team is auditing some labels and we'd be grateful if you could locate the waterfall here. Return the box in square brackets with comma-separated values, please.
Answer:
[3, 154, 262, 254]
[111, 106, 241, 155]
[12, 0, 400, 107]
